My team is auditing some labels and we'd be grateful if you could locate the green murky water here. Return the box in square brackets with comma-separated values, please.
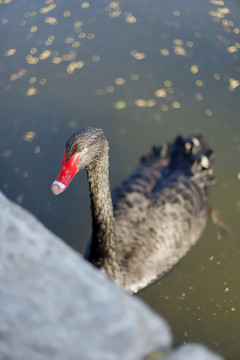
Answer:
[0, 0, 240, 358]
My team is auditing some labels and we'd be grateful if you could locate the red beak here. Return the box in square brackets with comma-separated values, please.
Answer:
[51, 151, 81, 195]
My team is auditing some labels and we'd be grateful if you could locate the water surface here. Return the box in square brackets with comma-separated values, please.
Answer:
[0, 0, 240, 358]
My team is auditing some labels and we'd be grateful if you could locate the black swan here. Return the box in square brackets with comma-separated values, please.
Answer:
[51, 127, 215, 293]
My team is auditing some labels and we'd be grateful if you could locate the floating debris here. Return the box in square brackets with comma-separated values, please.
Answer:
[135, 99, 147, 107]
[29, 77, 37, 84]
[26, 55, 39, 65]
[78, 32, 86, 39]
[23, 131, 36, 142]
[167, 87, 175, 94]
[108, 9, 121, 18]
[72, 41, 81, 48]
[16, 194, 24, 204]
[194, 32, 201, 38]
[45, 17, 57, 25]
[74, 21, 83, 29]
[190, 65, 199, 74]
[65, 37, 74, 44]
[61, 52, 76, 61]
[5, 48, 16, 56]
[26, 87, 37, 96]
[131, 74, 139, 81]
[173, 45, 186, 56]
[174, 39, 184, 46]
[92, 55, 100, 62]
[52, 57, 62, 64]
[30, 48, 37, 54]
[40, 4, 56, 14]
[205, 109, 213, 116]
[210, 0, 224, 4]
[125, 13, 137, 23]
[40, 78, 47, 85]
[195, 93, 203, 101]
[10, 69, 27, 81]
[161, 104, 169, 111]
[160, 48, 169, 56]
[173, 39, 187, 55]
[114, 101, 127, 110]
[130, 50, 146, 60]
[228, 78, 239, 91]
[81, 2, 90, 9]
[146, 99, 156, 107]
[66, 61, 85, 74]
[87, 33, 95, 40]
[30, 26, 38, 33]
[63, 11, 71, 17]
[106, 1, 122, 18]
[106, 85, 114, 93]
[227, 45, 238, 53]
[114, 77, 126, 85]
[164, 80, 172, 87]
[155, 89, 167, 98]
[173, 10, 180, 16]
[172, 101, 181, 109]
[39, 50, 52, 60]
[218, 7, 230, 14]
[186, 41, 193, 47]
[196, 80, 204, 87]
[34, 146, 41, 154]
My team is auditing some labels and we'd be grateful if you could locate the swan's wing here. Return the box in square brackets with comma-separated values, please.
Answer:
[112, 135, 214, 217]
[111, 135, 215, 293]
[114, 175, 210, 293]
[112, 144, 170, 212]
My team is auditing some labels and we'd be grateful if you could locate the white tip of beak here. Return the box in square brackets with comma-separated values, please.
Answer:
[51, 181, 66, 195]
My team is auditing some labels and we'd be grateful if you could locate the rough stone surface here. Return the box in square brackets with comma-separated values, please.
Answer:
[0, 192, 223, 360]
[163, 343, 222, 360]
[0, 191, 171, 360]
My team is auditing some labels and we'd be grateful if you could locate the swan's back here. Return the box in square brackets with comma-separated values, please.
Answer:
[112, 135, 215, 293]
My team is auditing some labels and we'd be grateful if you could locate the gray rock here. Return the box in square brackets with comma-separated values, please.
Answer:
[163, 343, 223, 360]
[0, 191, 171, 360]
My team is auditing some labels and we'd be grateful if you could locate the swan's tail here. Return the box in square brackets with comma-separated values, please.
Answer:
[171, 135, 215, 191]
[141, 134, 215, 192]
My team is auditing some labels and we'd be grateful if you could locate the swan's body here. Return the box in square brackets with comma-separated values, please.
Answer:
[51, 127, 215, 293]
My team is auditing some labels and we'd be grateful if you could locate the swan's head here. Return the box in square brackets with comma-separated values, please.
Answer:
[51, 127, 106, 195]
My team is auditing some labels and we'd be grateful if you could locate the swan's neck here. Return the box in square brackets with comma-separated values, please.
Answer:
[86, 142, 118, 278]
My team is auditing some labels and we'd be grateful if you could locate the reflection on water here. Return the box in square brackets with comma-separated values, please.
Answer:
[0, 0, 239, 358]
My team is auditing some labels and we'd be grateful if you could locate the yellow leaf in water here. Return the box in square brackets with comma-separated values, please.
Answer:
[39, 50, 52, 60]
[23, 131, 36, 142]
[135, 99, 146, 107]
[155, 89, 166, 98]
[5, 49, 16, 56]
[45, 17, 57, 25]
[114, 101, 127, 110]
[26, 88, 37, 96]
[190, 65, 199, 74]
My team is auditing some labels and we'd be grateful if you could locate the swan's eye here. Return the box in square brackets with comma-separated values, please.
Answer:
[81, 147, 88, 154]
